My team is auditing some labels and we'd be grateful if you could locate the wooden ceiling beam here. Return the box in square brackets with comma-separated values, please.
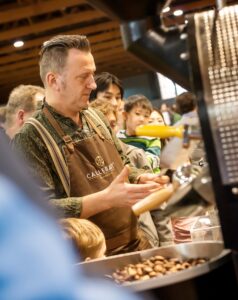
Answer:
[0, 59, 38, 73]
[97, 58, 137, 69]
[0, 20, 119, 55]
[0, 10, 106, 42]
[0, 70, 40, 85]
[0, 0, 86, 24]
[0, 46, 124, 73]
[96, 53, 138, 65]
[94, 46, 124, 60]
[0, 76, 39, 87]
[91, 39, 123, 53]
[0, 50, 132, 76]
[0, 31, 122, 66]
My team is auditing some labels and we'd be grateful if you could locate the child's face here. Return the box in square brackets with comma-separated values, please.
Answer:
[149, 110, 165, 125]
[125, 105, 151, 135]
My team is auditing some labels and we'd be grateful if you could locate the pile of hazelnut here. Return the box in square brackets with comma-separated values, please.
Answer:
[111, 255, 207, 284]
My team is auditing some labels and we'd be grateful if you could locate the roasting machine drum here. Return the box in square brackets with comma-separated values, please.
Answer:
[78, 242, 238, 300]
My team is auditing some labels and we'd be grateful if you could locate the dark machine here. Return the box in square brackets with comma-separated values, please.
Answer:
[83, 0, 238, 298]
[186, 0, 238, 280]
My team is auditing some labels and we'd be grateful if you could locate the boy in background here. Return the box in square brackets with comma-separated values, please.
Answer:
[117, 94, 161, 173]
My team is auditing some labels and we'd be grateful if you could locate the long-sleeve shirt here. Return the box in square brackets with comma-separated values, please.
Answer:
[117, 130, 161, 173]
[12, 102, 145, 218]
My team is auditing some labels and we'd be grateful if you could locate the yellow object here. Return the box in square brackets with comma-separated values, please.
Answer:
[135, 124, 184, 139]
[132, 184, 174, 216]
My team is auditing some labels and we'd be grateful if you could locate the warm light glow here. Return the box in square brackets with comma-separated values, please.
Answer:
[162, 6, 170, 13]
[13, 40, 24, 48]
[173, 9, 183, 17]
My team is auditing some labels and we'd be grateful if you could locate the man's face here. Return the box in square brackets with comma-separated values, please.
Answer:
[96, 83, 121, 110]
[125, 105, 151, 135]
[57, 49, 96, 112]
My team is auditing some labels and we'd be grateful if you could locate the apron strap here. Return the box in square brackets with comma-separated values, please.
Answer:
[26, 118, 70, 197]
[82, 108, 112, 141]
[83, 114, 105, 140]
[43, 106, 74, 153]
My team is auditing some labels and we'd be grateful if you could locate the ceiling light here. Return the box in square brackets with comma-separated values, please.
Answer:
[162, 7, 170, 13]
[13, 40, 24, 48]
[173, 10, 183, 17]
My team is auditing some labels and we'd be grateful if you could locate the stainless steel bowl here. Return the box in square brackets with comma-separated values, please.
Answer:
[78, 241, 225, 289]
[77, 242, 238, 299]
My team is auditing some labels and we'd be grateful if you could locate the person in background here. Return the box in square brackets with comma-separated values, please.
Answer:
[90, 72, 125, 132]
[60, 218, 106, 261]
[149, 108, 165, 126]
[160, 103, 172, 125]
[174, 92, 197, 127]
[175, 92, 205, 166]
[5, 84, 44, 139]
[90, 98, 118, 132]
[90, 72, 123, 111]
[13, 35, 168, 256]
[118, 94, 161, 174]
[160, 92, 199, 170]
[149, 107, 168, 150]
[171, 103, 182, 124]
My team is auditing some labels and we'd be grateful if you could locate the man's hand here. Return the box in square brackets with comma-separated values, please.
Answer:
[104, 166, 162, 208]
[137, 173, 170, 185]
[81, 167, 170, 218]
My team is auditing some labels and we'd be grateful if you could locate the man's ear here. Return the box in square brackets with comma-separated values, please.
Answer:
[17, 109, 25, 126]
[46, 72, 60, 92]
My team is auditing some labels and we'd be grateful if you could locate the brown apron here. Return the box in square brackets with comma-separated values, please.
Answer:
[43, 107, 151, 255]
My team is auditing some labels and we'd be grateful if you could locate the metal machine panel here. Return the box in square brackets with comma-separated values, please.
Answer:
[194, 6, 238, 185]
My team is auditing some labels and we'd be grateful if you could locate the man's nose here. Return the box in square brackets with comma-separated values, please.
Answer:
[87, 76, 97, 90]
[111, 97, 118, 108]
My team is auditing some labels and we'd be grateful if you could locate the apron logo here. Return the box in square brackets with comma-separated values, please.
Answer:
[87, 161, 115, 180]
[95, 156, 105, 167]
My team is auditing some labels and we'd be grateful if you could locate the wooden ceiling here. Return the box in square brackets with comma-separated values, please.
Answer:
[0, 0, 236, 104]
